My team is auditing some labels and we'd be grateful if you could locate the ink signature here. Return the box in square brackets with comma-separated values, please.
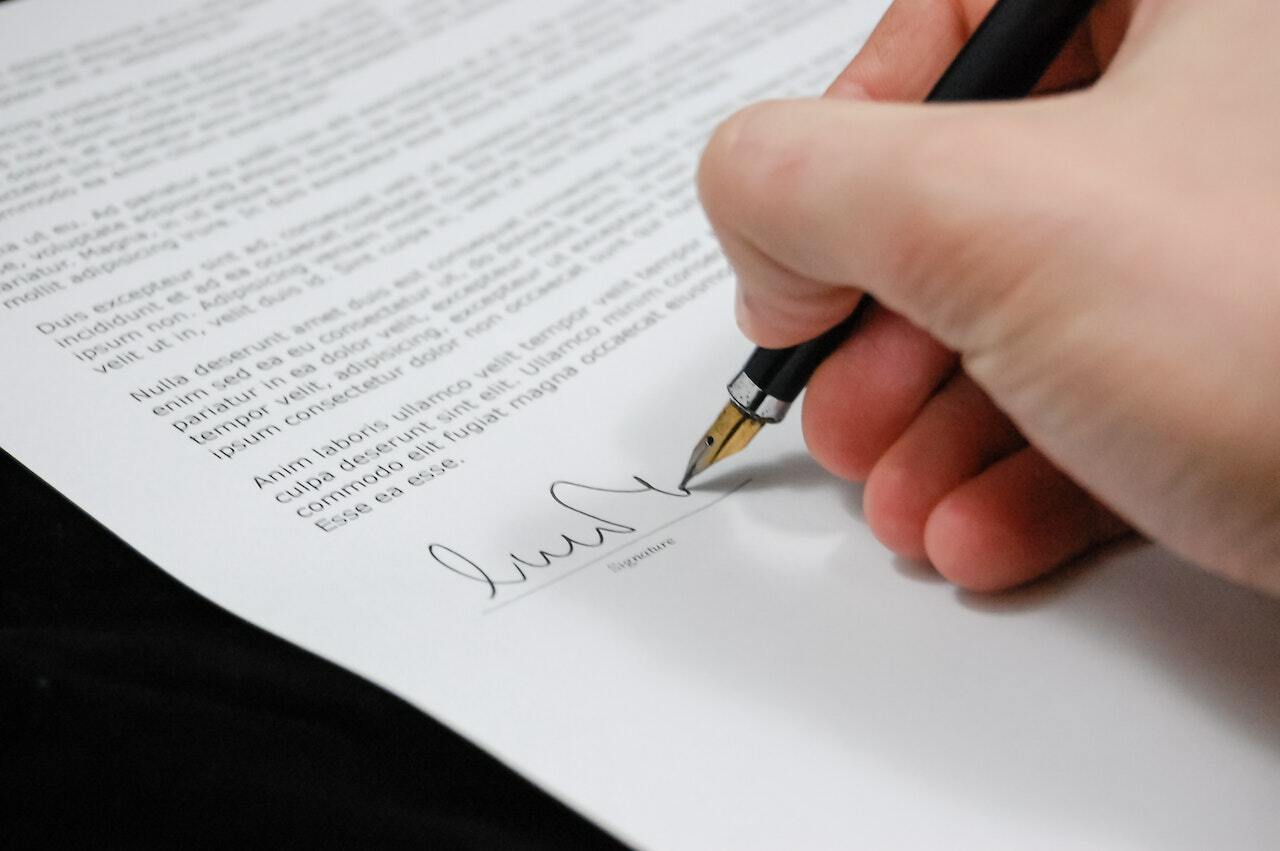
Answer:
[427, 477, 691, 598]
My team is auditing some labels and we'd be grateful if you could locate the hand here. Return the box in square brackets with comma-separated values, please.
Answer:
[698, 0, 1280, 595]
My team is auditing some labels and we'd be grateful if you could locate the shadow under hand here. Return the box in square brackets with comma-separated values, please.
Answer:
[892, 554, 947, 585]
[694, 444, 1280, 759]
[1072, 544, 1280, 754]
[961, 537, 1280, 754]
[956, 542, 1114, 614]
[693, 450, 866, 536]
[691, 449, 830, 493]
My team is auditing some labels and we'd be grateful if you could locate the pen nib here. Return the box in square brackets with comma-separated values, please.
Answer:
[679, 402, 764, 489]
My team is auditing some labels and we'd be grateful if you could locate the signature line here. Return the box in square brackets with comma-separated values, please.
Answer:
[484, 478, 752, 615]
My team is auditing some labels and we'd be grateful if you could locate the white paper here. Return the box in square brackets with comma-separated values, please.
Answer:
[2, 1, 1279, 847]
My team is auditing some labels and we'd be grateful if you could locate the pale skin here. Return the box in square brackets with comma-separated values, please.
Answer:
[698, 0, 1280, 596]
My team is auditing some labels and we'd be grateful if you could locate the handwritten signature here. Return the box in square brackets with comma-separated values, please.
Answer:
[427, 477, 691, 598]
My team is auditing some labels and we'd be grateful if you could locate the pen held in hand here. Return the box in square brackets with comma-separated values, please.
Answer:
[680, 0, 1100, 488]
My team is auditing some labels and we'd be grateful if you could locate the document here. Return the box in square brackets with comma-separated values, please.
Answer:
[2, 1, 1279, 846]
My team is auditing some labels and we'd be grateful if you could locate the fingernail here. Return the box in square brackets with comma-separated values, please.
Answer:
[827, 78, 872, 102]
[733, 284, 759, 339]
[733, 284, 750, 325]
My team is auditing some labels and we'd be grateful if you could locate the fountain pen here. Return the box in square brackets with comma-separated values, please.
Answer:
[681, 0, 1099, 488]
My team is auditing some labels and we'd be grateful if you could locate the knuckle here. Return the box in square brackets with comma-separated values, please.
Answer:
[878, 117, 1052, 345]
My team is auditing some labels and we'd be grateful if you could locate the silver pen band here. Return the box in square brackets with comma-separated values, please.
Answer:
[727, 371, 791, 423]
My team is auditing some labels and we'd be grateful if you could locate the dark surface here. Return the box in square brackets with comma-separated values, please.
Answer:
[0, 0, 619, 843]
[0, 449, 624, 848]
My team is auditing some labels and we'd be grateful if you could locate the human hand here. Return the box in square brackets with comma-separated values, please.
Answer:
[698, 0, 1280, 595]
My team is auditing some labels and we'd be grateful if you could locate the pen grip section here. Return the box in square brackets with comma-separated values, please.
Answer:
[740, 298, 871, 403]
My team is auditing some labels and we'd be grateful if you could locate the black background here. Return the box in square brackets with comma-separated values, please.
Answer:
[0, 451, 623, 847]
[0, 1, 622, 844]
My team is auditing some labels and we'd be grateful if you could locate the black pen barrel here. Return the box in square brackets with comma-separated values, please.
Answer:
[740, 301, 870, 404]
[929, 0, 1097, 102]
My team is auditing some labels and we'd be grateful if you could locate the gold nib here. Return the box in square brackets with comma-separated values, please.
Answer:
[680, 402, 764, 489]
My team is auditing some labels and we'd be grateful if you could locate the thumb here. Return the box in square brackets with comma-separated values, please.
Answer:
[698, 96, 1087, 354]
